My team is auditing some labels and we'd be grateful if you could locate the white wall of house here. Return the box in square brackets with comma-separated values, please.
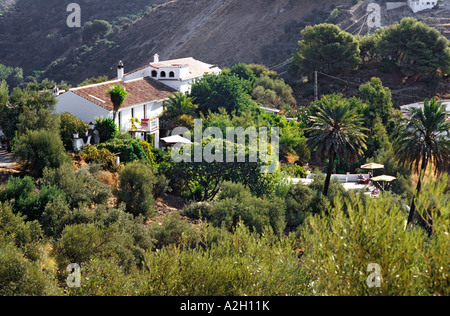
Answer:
[408, 0, 437, 12]
[55, 92, 111, 123]
[56, 92, 166, 133]
[114, 101, 166, 131]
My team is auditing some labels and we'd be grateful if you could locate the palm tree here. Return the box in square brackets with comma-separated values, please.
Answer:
[307, 94, 368, 196]
[106, 85, 129, 125]
[163, 92, 197, 117]
[394, 98, 450, 226]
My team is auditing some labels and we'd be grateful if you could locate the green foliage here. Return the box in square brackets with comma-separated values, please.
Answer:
[95, 117, 118, 143]
[252, 75, 296, 109]
[376, 18, 450, 80]
[138, 224, 309, 296]
[97, 136, 148, 164]
[300, 177, 450, 296]
[284, 183, 312, 228]
[163, 92, 198, 117]
[13, 129, 70, 176]
[106, 85, 129, 123]
[359, 77, 393, 128]
[161, 138, 278, 201]
[0, 175, 67, 222]
[41, 164, 111, 209]
[82, 145, 119, 172]
[0, 202, 60, 296]
[117, 161, 156, 217]
[279, 125, 310, 163]
[190, 73, 256, 115]
[149, 213, 194, 249]
[60, 112, 89, 150]
[307, 94, 368, 196]
[82, 20, 112, 44]
[292, 23, 361, 76]
[0, 81, 57, 142]
[79, 76, 109, 87]
[185, 181, 286, 235]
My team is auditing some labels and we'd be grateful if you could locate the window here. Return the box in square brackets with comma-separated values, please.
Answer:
[160, 71, 166, 78]
[151, 70, 158, 77]
[169, 71, 175, 78]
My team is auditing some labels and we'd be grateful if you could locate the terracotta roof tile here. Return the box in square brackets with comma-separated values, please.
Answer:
[70, 77, 176, 111]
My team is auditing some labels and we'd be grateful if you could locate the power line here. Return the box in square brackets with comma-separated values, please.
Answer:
[343, 12, 370, 33]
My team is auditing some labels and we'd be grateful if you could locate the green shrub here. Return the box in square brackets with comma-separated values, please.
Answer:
[193, 181, 286, 235]
[300, 177, 450, 296]
[149, 213, 194, 249]
[13, 129, 70, 176]
[0, 176, 66, 222]
[182, 201, 213, 220]
[41, 164, 111, 208]
[138, 224, 310, 296]
[98, 137, 147, 164]
[60, 112, 88, 150]
[117, 161, 156, 217]
[82, 145, 118, 172]
[285, 182, 313, 228]
[95, 117, 117, 143]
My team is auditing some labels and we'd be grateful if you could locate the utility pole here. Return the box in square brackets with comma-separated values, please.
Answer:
[314, 71, 318, 101]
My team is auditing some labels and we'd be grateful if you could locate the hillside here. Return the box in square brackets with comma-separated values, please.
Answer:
[0, 0, 449, 89]
[0, 0, 348, 85]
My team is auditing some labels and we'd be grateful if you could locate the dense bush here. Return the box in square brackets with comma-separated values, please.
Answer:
[13, 129, 70, 176]
[300, 177, 449, 296]
[95, 117, 118, 143]
[60, 112, 89, 150]
[185, 182, 286, 235]
[97, 136, 149, 164]
[41, 164, 111, 208]
[284, 182, 313, 228]
[117, 161, 157, 218]
[82, 145, 119, 172]
[0, 202, 61, 296]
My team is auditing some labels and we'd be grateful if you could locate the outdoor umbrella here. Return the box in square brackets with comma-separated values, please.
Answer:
[361, 163, 384, 177]
[370, 175, 397, 192]
[160, 135, 192, 144]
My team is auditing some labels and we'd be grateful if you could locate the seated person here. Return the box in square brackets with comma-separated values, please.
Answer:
[357, 174, 365, 184]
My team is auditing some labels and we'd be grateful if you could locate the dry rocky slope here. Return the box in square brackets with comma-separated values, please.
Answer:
[0, 0, 449, 86]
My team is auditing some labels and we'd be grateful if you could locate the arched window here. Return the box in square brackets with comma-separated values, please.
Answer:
[169, 71, 175, 78]
[151, 70, 158, 78]
[160, 71, 166, 78]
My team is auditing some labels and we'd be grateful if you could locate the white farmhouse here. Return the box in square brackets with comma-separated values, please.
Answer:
[407, 0, 438, 13]
[55, 55, 222, 145]
[122, 54, 221, 94]
[386, 0, 438, 12]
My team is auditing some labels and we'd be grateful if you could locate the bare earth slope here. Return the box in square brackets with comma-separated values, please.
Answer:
[112, 0, 346, 73]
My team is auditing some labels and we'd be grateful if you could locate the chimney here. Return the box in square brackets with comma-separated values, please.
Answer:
[154, 54, 160, 63]
[117, 60, 124, 80]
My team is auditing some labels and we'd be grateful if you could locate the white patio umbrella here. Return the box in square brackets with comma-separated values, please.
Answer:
[361, 163, 384, 176]
[160, 135, 192, 144]
[370, 175, 397, 192]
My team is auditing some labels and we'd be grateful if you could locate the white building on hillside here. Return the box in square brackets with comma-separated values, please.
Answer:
[386, 1, 438, 12]
[407, 0, 438, 13]
[54, 55, 221, 146]
[123, 54, 221, 94]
